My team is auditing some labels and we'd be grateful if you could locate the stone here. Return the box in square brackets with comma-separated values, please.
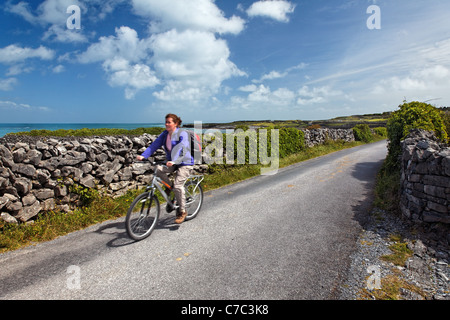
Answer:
[25, 149, 42, 165]
[131, 162, 152, 175]
[35, 141, 49, 151]
[41, 198, 56, 211]
[37, 159, 57, 171]
[15, 164, 36, 178]
[16, 200, 41, 222]
[0, 145, 12, 160]
[54, 185, 68, 197]
[1, 212, 18, 224]
[109, 181, 129, 191]
[55, 144, 67, 154]
[427, 202, 448, 214]
[423, 211, 450, 224]
[60, 166, 83, 180]
[59, 151, 86, 166]
[6, 200, 23, 213]
[80, 162, 93, 174]
[34, 188, 55, 201]
[22, 194, 37, 206]
[12, 148, 27, 163]
[95, 153, 108, 164]
[80, 175, 96, 188]
[0, 176, 9, 189]
[118, 167, 132, 181]
[0, 196, 10, 210]
[14, 177, 32, 195]
[36, 169, 51, 185]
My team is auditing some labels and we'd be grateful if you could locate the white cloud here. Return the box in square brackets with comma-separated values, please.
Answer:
[6, 64, 33, 76]
[373, 65, 450, 95]
[297, 85, 343, 105]
[233, 84, 296, 107]
[131, 0, 245, 34]
[0, 100, 49, 111]
[256, 71, 286, 82]
[6, 0, 89, 43]
[105, 60, 160, 99]
[52, 64, 65, 73]
[253, 63, 307, 83]
[230, 82, 348, 115]
[0, 78, 18, 91]
[0, 44, 54, 89]
[43, 25, 89, 43]
[370, 39, 450, 102]
[79, 26, 158, 99]
[247, 0, 296, 22]
[239, 84, 258, 92]
[0, 44, 55, 64]
[5, 1, 37, 24]
[150, 29, 245, 101]
[78, 26, 152, 64]
[78, 1, 247, 101]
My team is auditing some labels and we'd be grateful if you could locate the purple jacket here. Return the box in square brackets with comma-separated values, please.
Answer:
[140, 128, 194, 166]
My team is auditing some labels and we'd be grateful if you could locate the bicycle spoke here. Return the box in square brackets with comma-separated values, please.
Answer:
[126, 193, 160, 240]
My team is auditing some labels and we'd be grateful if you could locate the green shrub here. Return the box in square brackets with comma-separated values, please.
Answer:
[279, 127, 305, 158]
[205, 127, 305, 172]
[353, 124, 373, 143]
[443, 110, 450, 137]
[8, 127, 165, 137]
[373, 127, 387, 137]
[386, 101, 448, 171]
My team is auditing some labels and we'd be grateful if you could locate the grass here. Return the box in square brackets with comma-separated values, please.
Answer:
[359, 270, 426, 300]
[360, 169, 426, 300]
[0, 136, 384, 254]
[6, 127, 165, 137]
[380, 234, 414, 266]
[0, 190, 139, 253]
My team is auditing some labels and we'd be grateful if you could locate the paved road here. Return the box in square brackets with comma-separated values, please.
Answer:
[0, 141, 387, 300]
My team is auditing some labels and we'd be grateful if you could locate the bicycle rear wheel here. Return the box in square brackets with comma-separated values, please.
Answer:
[184, 181, 203, 221]
[126, 192, 160, 241]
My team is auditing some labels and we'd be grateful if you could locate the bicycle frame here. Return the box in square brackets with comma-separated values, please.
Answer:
[145, 164, 204, 210]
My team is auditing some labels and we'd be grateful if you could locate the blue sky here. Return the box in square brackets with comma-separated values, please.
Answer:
[1, 0, 450, 124]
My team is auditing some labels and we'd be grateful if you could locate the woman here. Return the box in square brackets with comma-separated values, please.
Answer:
[136, 113, 194, 224]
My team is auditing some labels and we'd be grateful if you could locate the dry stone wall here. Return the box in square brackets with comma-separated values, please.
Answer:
[0, 128, 355, 224]
[0, 134, 174, 224]
[301, 128, 355, 147]
[400, 129, 450, 224]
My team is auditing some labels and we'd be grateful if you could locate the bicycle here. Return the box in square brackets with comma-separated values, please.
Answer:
[125, 161, 204, 241]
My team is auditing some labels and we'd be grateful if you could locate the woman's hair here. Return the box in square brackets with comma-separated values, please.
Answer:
[165, 113, 182, 127]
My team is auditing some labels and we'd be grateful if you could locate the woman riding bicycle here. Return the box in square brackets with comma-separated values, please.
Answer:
[136, 113, 194, 224]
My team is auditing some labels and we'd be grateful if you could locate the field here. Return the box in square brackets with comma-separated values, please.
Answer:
[184, 112, 392, 130]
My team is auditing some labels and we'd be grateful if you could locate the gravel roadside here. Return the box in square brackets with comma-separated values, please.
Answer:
[340, 207, 450, 300]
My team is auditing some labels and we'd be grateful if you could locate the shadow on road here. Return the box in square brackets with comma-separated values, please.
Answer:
[100, 215, 180, 248]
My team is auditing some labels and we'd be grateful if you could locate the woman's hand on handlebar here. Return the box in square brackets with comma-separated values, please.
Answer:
[166, 161, 175, 167]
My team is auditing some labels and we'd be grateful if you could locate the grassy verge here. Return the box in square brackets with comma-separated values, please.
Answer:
[361, 159, 429, 300]
[0, 138, 383, 254]
[359, 270, 426, 300]
[358, 233, 425, 300]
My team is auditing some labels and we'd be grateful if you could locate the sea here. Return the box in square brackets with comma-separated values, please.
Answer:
[0, 123, 165, 138]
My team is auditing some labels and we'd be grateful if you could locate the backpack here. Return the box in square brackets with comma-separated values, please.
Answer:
[188, 130, 202, 151]
[185, 130, 202, 164]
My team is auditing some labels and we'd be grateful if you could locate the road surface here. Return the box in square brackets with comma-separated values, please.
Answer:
[0, 140, 387, 300]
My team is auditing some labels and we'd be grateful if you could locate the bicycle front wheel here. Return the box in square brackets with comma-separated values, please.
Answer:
[125, 192, 160, 241]
[184, 181, 203, 221]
